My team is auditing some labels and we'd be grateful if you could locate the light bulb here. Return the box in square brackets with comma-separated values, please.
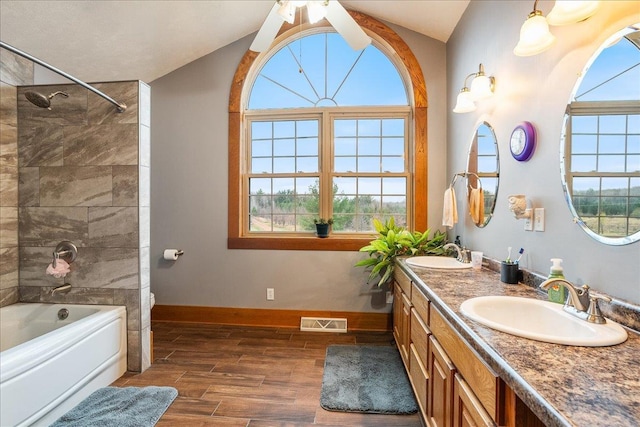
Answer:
[470, 74, 494, 101]
[453, 89, 476, 113]
[514, 11, 556, 56]
[547, 1, 599, 26]
[277, 0, 296, 24]
[307, 1, 328, 24]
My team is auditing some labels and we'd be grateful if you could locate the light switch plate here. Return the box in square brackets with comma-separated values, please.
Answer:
[524, 209, 533, 231]
[535, 208, 545, 231]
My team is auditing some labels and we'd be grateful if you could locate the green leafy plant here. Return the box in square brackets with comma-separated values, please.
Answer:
[355, 217, 447, 286]
[313, 218, 334, 225]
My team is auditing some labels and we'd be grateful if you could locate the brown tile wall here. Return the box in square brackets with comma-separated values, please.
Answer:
[1, 49, 150, 372]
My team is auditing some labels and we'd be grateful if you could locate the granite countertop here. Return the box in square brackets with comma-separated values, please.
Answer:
[398, 260, 640, 427]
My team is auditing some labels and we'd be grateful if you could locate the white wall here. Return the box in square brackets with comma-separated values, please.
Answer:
[150, 27, 447, 312]
[447, 1, 640, 303]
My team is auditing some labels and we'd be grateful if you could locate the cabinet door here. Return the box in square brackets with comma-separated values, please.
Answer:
[429, 336, 455, 427]
[393, 284, 403, 345]
[400, 291, 412, 364]
[453, 374, 495, 427]
[410, 343, 428, 418]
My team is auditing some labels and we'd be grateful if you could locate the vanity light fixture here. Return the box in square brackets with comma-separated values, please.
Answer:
[452, 63, 496, 113]
[514, 1, 556, 56]
[547, 1, 600, 26]
[514, 1, 600, 56]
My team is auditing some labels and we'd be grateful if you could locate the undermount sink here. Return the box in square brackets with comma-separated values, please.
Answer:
[460, 296, 628, 347]
[405, 256, 473, 270]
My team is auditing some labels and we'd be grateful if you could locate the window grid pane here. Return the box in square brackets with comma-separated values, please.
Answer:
[331, 117, 408, 232]
[568, 112, 640, 238]
[248, 176, 321, 233]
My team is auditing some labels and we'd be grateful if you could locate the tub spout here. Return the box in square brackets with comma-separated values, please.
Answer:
[51, 283, 72, 295]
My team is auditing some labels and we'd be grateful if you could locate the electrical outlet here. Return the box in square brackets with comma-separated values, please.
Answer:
[524, 209, 533, 231]
[266, 288, 275, 301]
[534, 208, 545, 232]
[386, 291, 393, 304]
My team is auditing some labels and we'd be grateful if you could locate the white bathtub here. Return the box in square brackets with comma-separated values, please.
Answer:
[0, 303, 127, 426]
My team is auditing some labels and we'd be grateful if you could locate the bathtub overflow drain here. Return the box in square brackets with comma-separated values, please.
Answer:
[58, 308, 69, 320]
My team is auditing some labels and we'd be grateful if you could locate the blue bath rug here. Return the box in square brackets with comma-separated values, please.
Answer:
[49, 386, 178, 427]
[320, 345, 418, 415]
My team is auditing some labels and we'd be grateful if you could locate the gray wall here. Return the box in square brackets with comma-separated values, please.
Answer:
[447, 1, 640, 304]
[150, 27, 447, 312]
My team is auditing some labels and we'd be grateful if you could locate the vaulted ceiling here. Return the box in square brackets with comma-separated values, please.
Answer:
[0, 1, 469, 83]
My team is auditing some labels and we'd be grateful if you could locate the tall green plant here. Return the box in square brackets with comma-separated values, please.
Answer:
[355, 217, 447, 286]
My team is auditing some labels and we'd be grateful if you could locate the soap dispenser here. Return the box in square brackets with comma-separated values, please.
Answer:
[547, 258, 567, 304]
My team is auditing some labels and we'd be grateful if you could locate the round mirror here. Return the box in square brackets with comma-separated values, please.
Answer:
[560, 24, 640, 245]
[466, 121, 499, 227]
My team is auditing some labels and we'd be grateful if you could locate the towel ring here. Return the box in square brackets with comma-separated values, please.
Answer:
[449, 172, 483, 190]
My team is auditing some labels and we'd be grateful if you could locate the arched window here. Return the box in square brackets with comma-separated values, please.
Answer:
[229, 12, 427, 250]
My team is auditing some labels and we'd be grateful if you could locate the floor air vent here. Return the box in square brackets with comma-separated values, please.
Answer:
[300, 317, 347, 333]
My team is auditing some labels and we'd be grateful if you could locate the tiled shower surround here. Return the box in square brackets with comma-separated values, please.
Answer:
[1, 48, 151, 373]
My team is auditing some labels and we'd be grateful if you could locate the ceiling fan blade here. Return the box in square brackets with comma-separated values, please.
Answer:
[325, 0, 371, 51]
[250, 2, 285, 52]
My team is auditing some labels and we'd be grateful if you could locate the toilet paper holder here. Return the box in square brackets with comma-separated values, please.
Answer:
[163, 249, 184, 261]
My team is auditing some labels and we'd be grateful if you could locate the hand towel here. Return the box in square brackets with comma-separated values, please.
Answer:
[469, 187, 485, 225]
[46, 259, 71, 278]
[442, 186, 458, 228]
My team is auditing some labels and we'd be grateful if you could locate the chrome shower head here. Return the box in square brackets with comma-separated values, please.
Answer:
[24, 90, 69, 110]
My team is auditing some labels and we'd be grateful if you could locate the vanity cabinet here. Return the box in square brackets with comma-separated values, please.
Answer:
[393, 268, 545, 427]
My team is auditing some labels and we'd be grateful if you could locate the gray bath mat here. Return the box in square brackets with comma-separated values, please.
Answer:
[49, 386, 178, 427]
[320, 345, 418, 414]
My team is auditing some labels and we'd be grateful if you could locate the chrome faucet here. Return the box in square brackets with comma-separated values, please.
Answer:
[443, 243, 471, 263]
[539, 278, 610, 324]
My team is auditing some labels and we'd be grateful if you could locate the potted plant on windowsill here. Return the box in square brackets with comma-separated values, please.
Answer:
[314, 218, 334, 238]
[355, 217, 447, 286]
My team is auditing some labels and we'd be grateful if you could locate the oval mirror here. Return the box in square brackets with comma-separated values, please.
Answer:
[466, 121, 499, 227]
[560, 24, 640, 245]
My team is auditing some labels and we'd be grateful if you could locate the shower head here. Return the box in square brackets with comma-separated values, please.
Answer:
[24, 90, 69, 110]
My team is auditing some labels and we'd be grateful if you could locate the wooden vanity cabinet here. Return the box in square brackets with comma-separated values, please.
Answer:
[393, 268, 544, 427]
[392, 269, 497, 427]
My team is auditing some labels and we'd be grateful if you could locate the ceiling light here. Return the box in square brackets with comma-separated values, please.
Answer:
[514, 1, 556, 57]
[277, 1, 296, 24]
[453, 63, 495, 113]
[547, 1, 600, 26]
[307, 1, 329, 24]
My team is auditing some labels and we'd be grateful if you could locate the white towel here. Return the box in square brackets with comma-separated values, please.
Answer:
[442, 186, 458, 228]
[469, 187, 485, 225]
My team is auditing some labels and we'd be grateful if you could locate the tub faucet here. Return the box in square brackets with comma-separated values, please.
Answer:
[443, 243, 471, 263]
[51, 283, 72, 295]
[540, 278, 593, 321]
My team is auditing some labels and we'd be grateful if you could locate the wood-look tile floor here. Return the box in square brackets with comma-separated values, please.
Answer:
[112, 321, 423, 426]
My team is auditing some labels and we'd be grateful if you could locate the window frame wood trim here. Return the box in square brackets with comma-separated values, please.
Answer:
[228, 10, 427, 250]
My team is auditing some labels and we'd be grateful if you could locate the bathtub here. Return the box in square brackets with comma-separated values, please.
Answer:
[0, 303, 127, 426]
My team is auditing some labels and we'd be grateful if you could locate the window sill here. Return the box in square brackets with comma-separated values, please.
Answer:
[228, 235, 373, 251]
